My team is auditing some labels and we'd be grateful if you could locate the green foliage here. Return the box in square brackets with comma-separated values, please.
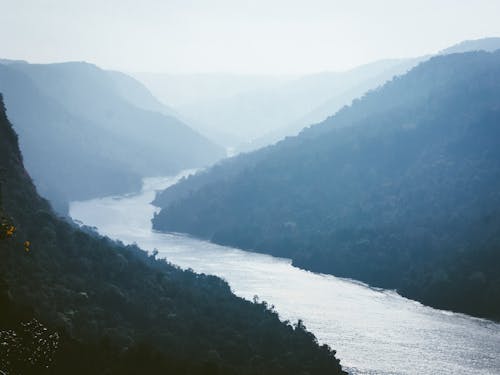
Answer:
[0, 95, 345, 374]
[153, 51, 500, 321]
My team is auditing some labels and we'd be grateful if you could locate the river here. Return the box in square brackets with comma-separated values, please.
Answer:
[69, 172, 500, 375]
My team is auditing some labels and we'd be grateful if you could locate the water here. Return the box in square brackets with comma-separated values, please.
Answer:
[70, 172, 500, 375]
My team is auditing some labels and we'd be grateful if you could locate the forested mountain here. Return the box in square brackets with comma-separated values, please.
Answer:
[0, 95, 346, 374]
[153, 51, 500, 321]
[0, 60, 224, 213]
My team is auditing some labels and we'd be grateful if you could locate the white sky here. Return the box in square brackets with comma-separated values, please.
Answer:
[1, 0, 500, 74]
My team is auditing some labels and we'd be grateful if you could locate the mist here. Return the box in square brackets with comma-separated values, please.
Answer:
[2, 2, 500, 375]
[2, 0, 500, 74]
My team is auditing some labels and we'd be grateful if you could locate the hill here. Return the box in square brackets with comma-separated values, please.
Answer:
[0, 94, 345, 374]
[0, 61, 224, 213]
[153, 51, 500, 321]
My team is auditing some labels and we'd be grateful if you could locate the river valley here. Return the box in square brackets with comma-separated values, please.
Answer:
[69, 172, 500, 375]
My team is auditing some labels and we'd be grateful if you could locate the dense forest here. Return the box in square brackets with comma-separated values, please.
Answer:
[0, 60, 224, 213]
[0, 95, 346, 374]
[153, 51, 500, 321]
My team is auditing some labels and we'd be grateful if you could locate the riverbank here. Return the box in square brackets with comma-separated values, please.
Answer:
[69, 175, 500, 374]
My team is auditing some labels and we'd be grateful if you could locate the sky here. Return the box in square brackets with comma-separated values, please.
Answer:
[2, 0, 500, 74]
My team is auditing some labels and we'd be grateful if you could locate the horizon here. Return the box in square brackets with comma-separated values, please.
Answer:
[1, 42, 497, 77]
[2, 0, 500, 75]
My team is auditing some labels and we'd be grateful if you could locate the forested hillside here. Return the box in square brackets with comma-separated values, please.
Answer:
[0, 60, 224, 213]
[153, 51, 500, 321]
[0, 95, 345, 374]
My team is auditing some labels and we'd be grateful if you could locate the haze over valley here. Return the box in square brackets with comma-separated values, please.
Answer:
[1, 1, 500, 374]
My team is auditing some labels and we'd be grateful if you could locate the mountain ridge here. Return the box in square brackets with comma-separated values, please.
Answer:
[136, 37, 500, 151]
[0, 60, 224, 213]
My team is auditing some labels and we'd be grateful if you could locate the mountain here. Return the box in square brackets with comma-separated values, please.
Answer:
[440, 37, 500, 54]
[0, 94, 346, 374]
[107, 70, 178, 117]
[136, 37, 500, 152]
[240, 57, 426, 152]
[157, 60, 423, 149]
[133, 72, 295, 146]
[0, 61, 225, 213]
[153, 51, 500, 321]
[0, 63, 140, 213]
[133, 72, 293, 111]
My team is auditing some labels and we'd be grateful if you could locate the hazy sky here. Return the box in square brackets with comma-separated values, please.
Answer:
[2, 0, 500, 74]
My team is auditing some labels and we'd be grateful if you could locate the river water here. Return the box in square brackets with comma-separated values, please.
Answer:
[69, 172, 500, 375]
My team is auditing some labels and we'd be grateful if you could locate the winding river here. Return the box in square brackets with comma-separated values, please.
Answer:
[70, 172, 500, 375]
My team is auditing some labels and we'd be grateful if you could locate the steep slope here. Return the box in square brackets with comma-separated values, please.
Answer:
[0, 63, 140, 213]
[0, 95, 346, 374]
[0, 61, 224, 212]
[153, 51, 500, 320]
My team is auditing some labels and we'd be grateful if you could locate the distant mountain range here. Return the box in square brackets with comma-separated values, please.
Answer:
[239, 57, 426, 152]
[135, 37, 500, 151]
[439, 37, 500, 54]
[0, 60, 224, 212]
[152, 50, 500, 321]
[132, 72, 294, 147]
